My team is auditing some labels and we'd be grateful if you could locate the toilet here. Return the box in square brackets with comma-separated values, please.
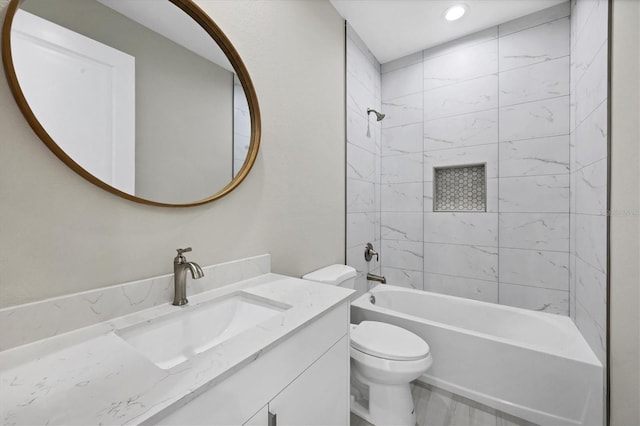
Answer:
[302, 265, 433, 426]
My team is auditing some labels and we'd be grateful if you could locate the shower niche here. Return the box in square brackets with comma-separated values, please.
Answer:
[433, 164, 486, 212]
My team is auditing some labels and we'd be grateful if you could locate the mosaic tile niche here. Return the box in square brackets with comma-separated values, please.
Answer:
[434, 164, 486, 212]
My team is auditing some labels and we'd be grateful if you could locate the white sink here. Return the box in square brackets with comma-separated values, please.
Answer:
[116, 292, 289, 369]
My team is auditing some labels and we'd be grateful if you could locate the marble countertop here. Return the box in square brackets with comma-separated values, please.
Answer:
[0, 274, 353, 425]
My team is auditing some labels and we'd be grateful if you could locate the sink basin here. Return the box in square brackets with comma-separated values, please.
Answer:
[116, 292, 289, 369]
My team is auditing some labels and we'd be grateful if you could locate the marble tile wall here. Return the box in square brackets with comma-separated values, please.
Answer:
[569, 0, 608, 366]
[346, 25, 382, 296]
[378, 3, 573, 314]
[380, 46, 424, 290]
[496, 4, 571, 315]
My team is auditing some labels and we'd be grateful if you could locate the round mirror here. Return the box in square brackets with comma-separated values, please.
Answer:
[2, 0, 260, 207]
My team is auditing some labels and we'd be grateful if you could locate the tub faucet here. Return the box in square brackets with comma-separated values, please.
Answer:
[173, 247, 204, 306]
[367, 273, 386, 284]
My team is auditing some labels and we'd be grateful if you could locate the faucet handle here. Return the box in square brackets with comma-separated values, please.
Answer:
[175, 247, 192, 263]
[364, 243, 379, 262]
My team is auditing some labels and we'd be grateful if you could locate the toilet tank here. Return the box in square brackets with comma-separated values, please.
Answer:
[302, 264, 357, 289]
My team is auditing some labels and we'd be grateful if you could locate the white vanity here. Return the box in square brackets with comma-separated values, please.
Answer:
[0, 255, 353, 425]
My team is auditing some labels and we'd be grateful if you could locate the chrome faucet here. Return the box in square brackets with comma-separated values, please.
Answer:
[172, 247, 204, 306]
[366, 273, 386, 284]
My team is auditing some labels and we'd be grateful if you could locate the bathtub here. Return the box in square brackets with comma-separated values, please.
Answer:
[351, 285, 603, 426]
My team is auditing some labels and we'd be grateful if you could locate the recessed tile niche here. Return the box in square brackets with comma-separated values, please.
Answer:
[433, 164, 486, 212]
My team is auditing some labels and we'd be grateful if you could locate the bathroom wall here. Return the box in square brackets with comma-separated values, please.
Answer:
[610, 0, 640, 423]
[378, 3, 572, 314]
[0, 0, 346, 307]
[569, 0, 609, 366]
[346, 25, 382, 295]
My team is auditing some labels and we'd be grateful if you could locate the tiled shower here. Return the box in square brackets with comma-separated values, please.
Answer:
[346, 24, 382, 295]
[346, 0, 608, 366]
[380, 3, 573, 314]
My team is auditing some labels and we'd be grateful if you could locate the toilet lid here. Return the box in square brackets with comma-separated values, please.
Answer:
[350, 321, 430, 361]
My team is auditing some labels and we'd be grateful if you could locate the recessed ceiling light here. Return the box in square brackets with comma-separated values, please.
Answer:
[444, 4, 467, 21]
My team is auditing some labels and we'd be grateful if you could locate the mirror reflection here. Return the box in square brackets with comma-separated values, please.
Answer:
[11, 0, 251, 204]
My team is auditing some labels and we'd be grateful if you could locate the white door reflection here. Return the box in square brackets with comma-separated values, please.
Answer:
[12, 9, 136, 193]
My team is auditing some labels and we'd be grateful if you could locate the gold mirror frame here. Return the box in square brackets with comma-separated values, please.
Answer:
[2, 0, 261, 207]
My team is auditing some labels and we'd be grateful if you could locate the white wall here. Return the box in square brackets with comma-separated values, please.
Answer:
[0, 0, 346, 307]
[610, 0, 640, 424]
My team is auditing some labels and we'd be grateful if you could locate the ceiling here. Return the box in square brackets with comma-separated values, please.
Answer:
[330, 0, 567, 64]
[96, 0, 233, 71]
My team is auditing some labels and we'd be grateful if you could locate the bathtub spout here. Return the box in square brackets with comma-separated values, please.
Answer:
[367, 273, 386, 284]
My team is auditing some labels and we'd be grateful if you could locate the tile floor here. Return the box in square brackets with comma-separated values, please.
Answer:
[350, 381, 537, 426]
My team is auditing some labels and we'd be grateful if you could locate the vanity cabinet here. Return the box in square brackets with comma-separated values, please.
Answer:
[154, 301, 350, 426]
[248, 335, 349, 426]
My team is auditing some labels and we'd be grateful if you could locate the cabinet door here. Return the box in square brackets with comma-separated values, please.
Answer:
[268, 335, 349, 426]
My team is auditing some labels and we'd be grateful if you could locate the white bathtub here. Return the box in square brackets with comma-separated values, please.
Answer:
[351, 285, 603, 426]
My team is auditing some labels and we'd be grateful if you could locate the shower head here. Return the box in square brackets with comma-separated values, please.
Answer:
[367, 108, 385, 121]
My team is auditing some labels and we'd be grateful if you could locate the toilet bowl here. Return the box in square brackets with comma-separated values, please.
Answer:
[302, 265, 433, 426]
[349, 321, 432, 425]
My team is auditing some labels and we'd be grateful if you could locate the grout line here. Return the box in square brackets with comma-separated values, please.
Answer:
[572, 212, 608, 217]
[421, 240, 569, 254]
[380, 180, 424, 185]
[423, 107, 499, 124]
[421, 93, 570, 125]
[423, 72, 499, 93]
[497, 133, 571, 144]
[382, 88, 425, 104]
[381, 120, 423, 131]
[568, 15, 574, 319]
[497, 33, 501, 305]
[497, 173, 570, 180]
[497, 94, 570, 110]
[498, 281, 570, 292]
[419, 210, 572, 214]
[346, 176, 377, 184]
[421, 270, 497, 284]
[381, 151, 427, 158]
[499, 11, 570, 38]
[420, 52, 426, 290]
[425, 134, 571, 153]
[498, 54, 570, 75]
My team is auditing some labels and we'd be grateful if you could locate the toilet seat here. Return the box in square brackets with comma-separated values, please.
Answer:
[351, 321, 430, 361]
[351, 345, 433, 375]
